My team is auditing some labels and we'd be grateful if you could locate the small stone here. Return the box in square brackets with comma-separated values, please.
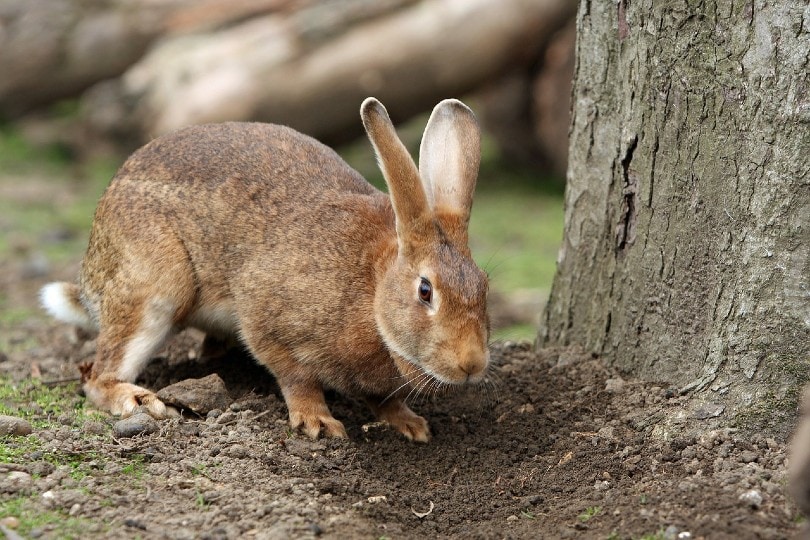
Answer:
[284, 438, 326, 459]
[41, 490, 56, 507]
[83, 421, 107, 436]
[663, 525, 680, 540]
[506, 515, 518, 522]
[738, 489, 763, 509]
[0, 415, 32, 436]
[112, 413, 159, 438]
[0, 516, 20, 529]
[124, 518, 147, 530]
[739, 450, 758, 463]
[225, 445, 248, 459]
[367, 495, 387, 504]
[604, 377, 625, 393]
[68, 503, 81, 516]
[692, 402, 725, 420]
[3, 471, 32, 493]
[215, 411, 237, 425]
[157, 374, 232, 415]
[521, 494, 544, 505]
[594, 480, 610, 491]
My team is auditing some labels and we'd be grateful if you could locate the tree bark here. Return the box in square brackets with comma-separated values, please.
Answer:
[541, 0, 809, 436]
[81, 0, 575, 146]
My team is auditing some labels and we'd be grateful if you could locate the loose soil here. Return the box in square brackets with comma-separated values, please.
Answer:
[0, 181, 804, 540]
[0, 319, 804, 539]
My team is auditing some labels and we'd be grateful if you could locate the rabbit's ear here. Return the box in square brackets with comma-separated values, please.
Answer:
[418, 99, 481, 229]
[361, 98, 431, 252]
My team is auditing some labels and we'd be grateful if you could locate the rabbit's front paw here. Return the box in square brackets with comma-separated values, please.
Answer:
[289, 409, 347, 439]
[372, 398, 431, 443]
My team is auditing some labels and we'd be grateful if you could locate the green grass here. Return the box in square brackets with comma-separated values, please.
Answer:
[0, 378, 87, 429]
[0, 496, 93, 538]
[0, 127, 113, 263]
[637, 532, 665, 540]
[0, 434, 43, 463]
[578, 505, 602, 523]
[121, 454, 146, 479]
[470, 180, 563, 295]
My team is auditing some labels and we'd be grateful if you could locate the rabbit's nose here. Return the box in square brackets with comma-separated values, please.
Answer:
[459, 347, 489, 382]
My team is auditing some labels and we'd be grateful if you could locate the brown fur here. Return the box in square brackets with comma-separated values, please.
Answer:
[42, 98, 489, 442]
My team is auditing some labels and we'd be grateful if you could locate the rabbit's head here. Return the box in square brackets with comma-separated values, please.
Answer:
[362, 98, 490, 386]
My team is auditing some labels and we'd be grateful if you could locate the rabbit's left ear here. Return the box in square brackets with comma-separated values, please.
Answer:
[418, 99, 481, 229]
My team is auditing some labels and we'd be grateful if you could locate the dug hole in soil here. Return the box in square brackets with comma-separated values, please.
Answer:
[0, 313, 803, 539]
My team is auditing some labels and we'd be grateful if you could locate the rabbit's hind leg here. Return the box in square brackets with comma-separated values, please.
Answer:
[84, 296, 180, 419]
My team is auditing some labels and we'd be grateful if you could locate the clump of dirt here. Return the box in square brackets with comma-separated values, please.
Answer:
[0, 323, 802, 539]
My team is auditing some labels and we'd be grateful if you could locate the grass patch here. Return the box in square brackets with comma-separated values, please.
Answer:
[0, 378, 84, 429]
[0, 434, 44, 463]
[492, 323, 537, 343]
[577, 505, 601, 523]
[0, 495, 94, 538]
[637, 532, 666, 540]
[121, 454, 146, 479]
[0, 435, 100, 482]
[0, 125, 113, 263]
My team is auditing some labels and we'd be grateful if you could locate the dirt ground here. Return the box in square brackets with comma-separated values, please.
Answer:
[0, 291, 805, 539]
[0, 180, 804, 540]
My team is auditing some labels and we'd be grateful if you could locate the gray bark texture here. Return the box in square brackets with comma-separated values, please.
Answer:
[540, 0, 809, 435]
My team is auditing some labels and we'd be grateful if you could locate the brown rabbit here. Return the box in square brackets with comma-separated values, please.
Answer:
[40, 98, 489, 442]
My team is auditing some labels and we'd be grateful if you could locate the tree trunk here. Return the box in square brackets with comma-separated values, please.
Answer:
[540, 0, 809, 436]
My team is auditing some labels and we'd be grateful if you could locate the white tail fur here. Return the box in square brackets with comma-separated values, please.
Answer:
[40, 282, 95, 329]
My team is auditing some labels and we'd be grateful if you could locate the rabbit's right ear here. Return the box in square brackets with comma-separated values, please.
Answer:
[361, 98, 431, 253]
[418, 99, 481, 231]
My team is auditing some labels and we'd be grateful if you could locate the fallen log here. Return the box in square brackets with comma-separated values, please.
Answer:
[82, 0, 575, 146]
[0, 0, 303, 117]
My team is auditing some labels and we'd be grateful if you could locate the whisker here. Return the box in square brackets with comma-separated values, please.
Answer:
[402, 371, 433, 405]
[381, 369, 430, 405]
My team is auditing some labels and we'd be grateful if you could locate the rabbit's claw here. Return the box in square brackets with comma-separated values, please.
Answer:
[370, 397, 431, 443]
[289, 409, 347, 439]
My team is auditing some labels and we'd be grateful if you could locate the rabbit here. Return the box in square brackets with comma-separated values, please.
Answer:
[40, 97, 490, 442]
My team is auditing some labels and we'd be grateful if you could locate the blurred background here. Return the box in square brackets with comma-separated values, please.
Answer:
[0, 0, 576, 341]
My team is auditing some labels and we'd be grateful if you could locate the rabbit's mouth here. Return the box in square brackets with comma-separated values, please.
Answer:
[392, 348, 489, 387]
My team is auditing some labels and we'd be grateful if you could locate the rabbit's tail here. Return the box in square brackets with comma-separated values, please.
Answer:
[40, 282, 96, 330]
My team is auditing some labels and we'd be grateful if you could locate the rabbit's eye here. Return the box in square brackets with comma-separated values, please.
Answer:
[418, 278, 432, 304]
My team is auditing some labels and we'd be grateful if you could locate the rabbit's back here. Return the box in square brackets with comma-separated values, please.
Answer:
[114, 122, 377, 196]
[81, 122, 393, 342]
